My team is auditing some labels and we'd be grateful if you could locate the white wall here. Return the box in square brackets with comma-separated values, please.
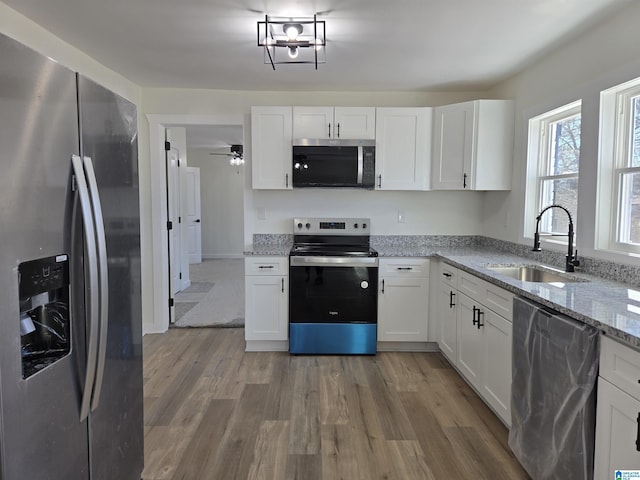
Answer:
[188, 149, 244, 257]
[484, 1, 640, 265]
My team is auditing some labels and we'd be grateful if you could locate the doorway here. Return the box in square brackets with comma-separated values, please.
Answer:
[146, 114, 246, 334]
[172, 124, 245, 328]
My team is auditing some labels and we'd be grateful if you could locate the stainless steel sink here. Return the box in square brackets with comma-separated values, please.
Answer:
[486, 265, 585, 284]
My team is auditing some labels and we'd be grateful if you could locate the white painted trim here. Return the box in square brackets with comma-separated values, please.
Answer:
[377, 341, 440, 352]
[145, 114, 245, 335]
[245, 340, 288, 352]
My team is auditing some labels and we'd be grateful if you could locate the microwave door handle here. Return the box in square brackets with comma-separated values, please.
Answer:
[357, 145, 363, 184]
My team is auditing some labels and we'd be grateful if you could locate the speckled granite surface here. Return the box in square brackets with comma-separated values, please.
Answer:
[245, 234, 640, 347]
[436, 249, 640, 349]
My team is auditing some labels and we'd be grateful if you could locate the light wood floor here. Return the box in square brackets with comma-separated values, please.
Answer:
[142, 328, 530, 480]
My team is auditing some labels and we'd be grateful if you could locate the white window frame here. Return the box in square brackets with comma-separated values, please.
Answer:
[597, 78, 640, 256]
[524, 101, 581, 247]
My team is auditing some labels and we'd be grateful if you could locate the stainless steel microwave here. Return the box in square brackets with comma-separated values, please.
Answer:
[292, 139, 376, 189]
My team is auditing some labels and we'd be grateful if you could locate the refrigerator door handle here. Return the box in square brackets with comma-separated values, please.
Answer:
[72, 155, 100, 422]
[83, 156, 109, 412]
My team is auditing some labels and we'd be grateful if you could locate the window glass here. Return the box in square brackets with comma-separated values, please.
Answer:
[547, 114, 581, 175]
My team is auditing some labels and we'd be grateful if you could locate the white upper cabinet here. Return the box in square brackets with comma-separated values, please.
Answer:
[375, 107, 432, 190]
[293, 106, 376, 139]
[251, 106, 293, 189]
[431, 99, 514, 191]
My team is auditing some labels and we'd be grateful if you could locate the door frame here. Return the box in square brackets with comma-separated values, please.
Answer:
[146, 114, 245, 334]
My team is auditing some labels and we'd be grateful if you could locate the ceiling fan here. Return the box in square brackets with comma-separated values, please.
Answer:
[209, 144, 244, 166]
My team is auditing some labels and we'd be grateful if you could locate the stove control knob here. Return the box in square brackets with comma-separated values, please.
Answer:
[353, 223, 359, 229]
[362, 223, 367, 229]
[305, 223, 311, 229]
[297, 222, 303, 229]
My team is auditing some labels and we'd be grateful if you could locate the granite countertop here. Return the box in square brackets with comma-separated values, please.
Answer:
[435, 248, 640, 349]
[245, 236, 640, 348]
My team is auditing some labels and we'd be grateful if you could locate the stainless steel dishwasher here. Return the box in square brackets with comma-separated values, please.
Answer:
[509, 296, 599, 480]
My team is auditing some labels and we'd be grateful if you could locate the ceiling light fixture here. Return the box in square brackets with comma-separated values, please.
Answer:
[257, 15, 326, 70]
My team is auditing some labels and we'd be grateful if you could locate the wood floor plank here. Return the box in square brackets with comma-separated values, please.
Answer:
[247, 420, 290, 480]
[284, 454, 322, 480]
[288, 357, 321, 455]
[143, 329, 530, 480]
[263, 353, 294, 421]
[387, 440, 437, 480]
[209, 383, 270, 480]
[170, 399, 236, 480]
[361, 357, 418, 440]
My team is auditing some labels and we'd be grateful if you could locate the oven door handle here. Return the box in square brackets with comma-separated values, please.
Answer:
[290, 256, 378, 267]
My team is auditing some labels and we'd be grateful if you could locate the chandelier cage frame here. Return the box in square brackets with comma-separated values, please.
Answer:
[257, 15, 326, 70]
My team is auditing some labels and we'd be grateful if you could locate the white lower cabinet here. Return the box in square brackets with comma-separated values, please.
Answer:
[378, 258, 429, 345]
[436, 263, 458, 364]
[482, 308, 512, 422]
[456, 292, 484, 391]
[244, 257, 288, 351]
[595, 336, 640, 477]
[436, 262, 513, 425]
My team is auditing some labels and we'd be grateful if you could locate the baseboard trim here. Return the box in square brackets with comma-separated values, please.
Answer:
[376, 341, 440, 352]
[245, 340, 289, 352]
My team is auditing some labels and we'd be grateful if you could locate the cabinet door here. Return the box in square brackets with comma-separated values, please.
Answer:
[594, 378, 640, 478]
[378, 276, 429, 341]
[375, 107, 432, 190]
[251, 106, 292, 189]
[437, 281, 457, 364]
[293, 106, 334, 139]
[457, 293, 484, 391]
[334, 107, 376, 139]
[245, 275, 288, 341]
[483, 309, 512, 426]
[431, 101, 474, 190]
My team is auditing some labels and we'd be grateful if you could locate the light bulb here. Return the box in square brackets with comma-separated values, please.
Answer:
[284, 23, 302, 41]
[288, 46, 299, 59]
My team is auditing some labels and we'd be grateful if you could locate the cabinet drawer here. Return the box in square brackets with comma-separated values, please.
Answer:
[245, 256, 288, 276]
[380, 258, 430, 277]
[484, 283, 513, 321]
[439, 262, 458, 287]
[458, 270, 485, 302]
[600, 335, 640, 400]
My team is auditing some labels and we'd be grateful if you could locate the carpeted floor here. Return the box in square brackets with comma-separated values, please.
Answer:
[173, 258, 244, 328]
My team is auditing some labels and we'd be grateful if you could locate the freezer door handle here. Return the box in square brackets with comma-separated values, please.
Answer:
[83, 156, 109, 412]
[72, 155, 100, 422]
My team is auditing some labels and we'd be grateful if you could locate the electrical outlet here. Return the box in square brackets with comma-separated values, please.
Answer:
[257, 207, 266, 220]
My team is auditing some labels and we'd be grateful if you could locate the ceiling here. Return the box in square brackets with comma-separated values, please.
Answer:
[3, 0, 633, 92]
[185, 125, 243, 152]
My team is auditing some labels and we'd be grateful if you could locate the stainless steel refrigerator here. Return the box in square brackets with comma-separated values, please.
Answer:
[0, 33, 144, 479]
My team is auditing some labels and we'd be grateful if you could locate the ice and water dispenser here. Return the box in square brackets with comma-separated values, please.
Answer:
[18, 255, 71, 379]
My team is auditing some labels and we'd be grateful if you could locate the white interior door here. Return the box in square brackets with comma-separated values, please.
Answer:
[167, 146, 182, 296]
[183, 166, 202, 264]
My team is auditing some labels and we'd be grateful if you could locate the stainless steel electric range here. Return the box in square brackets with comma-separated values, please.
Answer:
[289, 218, 378, 355]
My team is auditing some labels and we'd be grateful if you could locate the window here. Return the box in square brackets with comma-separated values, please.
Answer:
[599, 78, 640, 255]
[525, 101, 581, 243]
[614, 87, 640, 247]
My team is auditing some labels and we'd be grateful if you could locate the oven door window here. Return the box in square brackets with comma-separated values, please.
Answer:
[289, 265, 377, 323]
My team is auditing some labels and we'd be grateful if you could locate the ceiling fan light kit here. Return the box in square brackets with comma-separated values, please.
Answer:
[257, 14, 326, 70]
[209, 144, 244, 167]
